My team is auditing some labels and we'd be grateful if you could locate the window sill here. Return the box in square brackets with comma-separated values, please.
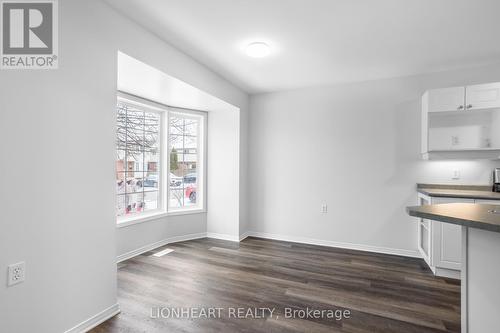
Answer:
[116, 208, 206, 228]
[167, 208, 206, 216]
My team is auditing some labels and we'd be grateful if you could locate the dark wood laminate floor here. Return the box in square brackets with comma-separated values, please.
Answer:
[91, 237, 460, 333]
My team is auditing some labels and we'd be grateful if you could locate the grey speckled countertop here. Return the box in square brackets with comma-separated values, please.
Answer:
[417, 184, 500, 200]
[407, 203, 500, 233]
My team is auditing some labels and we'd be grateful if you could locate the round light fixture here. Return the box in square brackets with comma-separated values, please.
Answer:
[246, 42, 271, 58]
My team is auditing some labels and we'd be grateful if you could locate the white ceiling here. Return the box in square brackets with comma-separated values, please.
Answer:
[106, 0, 500, 94]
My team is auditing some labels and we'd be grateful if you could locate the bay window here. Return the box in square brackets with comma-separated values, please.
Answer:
[116, 94, 206, 223]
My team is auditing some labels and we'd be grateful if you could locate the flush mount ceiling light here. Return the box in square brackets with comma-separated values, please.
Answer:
[246, 42, 271, 58]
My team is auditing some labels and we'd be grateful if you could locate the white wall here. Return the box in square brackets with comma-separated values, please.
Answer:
[248, 62, 500, 255]
[0, 1, 117, 332]
[239, 100, 250, 238]
[117, 214, 207, 258]
[0, 1, 248, 332]
[207, 108, 240, 240]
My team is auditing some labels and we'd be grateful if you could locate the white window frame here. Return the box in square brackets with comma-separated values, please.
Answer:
[116, 92, 207, 228]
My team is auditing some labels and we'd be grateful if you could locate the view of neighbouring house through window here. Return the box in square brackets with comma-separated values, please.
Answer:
[116, 97, 205, 220]
[116, 102, 160, 217]
[168, 112, 203, 210]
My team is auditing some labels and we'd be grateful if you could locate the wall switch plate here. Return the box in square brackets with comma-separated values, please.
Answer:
[452, 169, 460, 180]
[8, 262, 25, 286]
[321, 204, 328, 213]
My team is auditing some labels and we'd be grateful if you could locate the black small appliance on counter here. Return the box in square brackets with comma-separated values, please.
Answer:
[494, 168, 500, 192]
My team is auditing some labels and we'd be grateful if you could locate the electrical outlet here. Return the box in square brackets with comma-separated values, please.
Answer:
[8, 262, 25, 286]
[451, 136, 459, 146]
[321, 204, 328, 213]
[452, 169, 460, 180]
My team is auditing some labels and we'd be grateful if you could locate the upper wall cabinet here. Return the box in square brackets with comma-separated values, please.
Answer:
[427, 86, 466, 112]
[465, 83, 500, 110]
[422, 82, 500, 159]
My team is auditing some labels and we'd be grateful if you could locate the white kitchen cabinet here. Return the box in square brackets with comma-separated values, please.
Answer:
[424, 83, 500, 113]
[466, 82, 500, 111]
[425, 86, 466, 113]
[422, 82, 500, 159]
[417, 194, 432, 264]
[430, 197, 472, 275]
[417, 193, 473, 279]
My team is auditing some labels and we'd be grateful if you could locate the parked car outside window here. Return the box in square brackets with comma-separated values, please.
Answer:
[169, 173, 182, 187]
[183, 173, 197, 184]
[142, 174, 158, 187]
[185, 185, 196, 203]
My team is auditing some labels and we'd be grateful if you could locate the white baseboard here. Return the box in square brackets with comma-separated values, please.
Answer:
[245, 231, 421, 258]
[117, 230, 420, 263]
[434, 267, 461, 280]
[117, 232, 206, 263]
[239, 231, 250, 242]
[206, 232, 240, 242]
[64, 303, 120, 333]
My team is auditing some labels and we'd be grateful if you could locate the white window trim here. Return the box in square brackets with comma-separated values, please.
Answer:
[115, 91, 207, 227]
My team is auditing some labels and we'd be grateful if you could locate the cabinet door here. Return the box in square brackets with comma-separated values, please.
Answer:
[430, 197, 473, 270]
[428, 86, 465, 112]
[465, 83, 500, 110]
[417, 195, 432, 265]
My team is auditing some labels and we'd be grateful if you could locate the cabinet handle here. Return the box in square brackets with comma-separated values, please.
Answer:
[467, 104, 473, 109]
[457, 105, 464, 110]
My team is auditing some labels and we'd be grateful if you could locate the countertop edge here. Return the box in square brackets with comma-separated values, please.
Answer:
[417, 188, 500, 200]
[407, 206, 500, 233]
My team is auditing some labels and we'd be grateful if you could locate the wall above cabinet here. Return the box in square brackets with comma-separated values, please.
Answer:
[421, 82, 500, 160]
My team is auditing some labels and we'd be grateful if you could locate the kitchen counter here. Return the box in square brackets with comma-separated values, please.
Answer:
[417, 184, 500, 200]
[407, 203, 500, 233]
[406, 202, 500, 333]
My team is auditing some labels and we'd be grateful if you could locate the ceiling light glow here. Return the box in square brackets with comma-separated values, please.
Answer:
[246, 42, 271, 58]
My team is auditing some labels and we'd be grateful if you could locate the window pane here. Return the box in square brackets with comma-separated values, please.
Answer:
[185, 183, 197, 207]
[125, 192, 144, 215]
[126, 149, 144, 172]
[116, 150, 126, 172]
[127, 174, 144, 193]
[145, 112, 160, 148]
[169, 182, 184, 208]
[116, 172, 127, 194]
[144, 190, 159, 211]
[168, 112, 203, 211]
[183, 152, 198, 165]
[116, 105, 127, 150]
[144, 151, 159, 172]
[184, 135, 197, 149]
[126, 110, 145, 152]
[184, 119, 198, 136]
[183, 169, 197, 184]
[169, 116, 184, 135]
[143, 172, 159, 190]
[169, 134, 184, 151]
[116, 195, 126, 216]
[116, 101, 161, 219]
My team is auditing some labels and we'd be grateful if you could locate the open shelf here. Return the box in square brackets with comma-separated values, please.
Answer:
[427, 108, 500, 152]
[428, 148, 500, 152]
